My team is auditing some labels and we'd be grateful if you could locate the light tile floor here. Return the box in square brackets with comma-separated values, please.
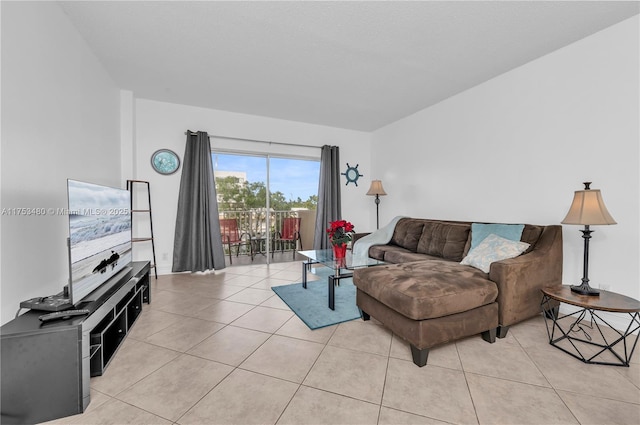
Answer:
[44, 261, 640, 425]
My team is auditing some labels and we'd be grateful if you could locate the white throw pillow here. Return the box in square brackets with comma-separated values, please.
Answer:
[460, 233, 530, 273]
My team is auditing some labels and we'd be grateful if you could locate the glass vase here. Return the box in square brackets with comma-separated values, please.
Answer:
[332, 243, 347, 259]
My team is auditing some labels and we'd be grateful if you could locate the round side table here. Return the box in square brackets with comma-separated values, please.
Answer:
[541, 285, 640, 366]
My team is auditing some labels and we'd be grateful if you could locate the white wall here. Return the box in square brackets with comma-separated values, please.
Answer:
[0, 2, 120, 325]
[372, 16, 639, 309]
[130, 99, 372, 274]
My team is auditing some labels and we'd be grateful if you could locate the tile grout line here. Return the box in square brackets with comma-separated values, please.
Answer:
[455, 340, 483, 425]
[173, 290, 289, 425]
[243, 308, 337, 425]
[512, 325, 584, 424]
[375, 328, 394, 425]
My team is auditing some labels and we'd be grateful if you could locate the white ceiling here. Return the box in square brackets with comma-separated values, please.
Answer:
[59, 1, 639, 132]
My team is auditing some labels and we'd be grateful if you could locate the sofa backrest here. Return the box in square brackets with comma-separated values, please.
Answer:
[417, 221, 470, 261]
[389, 218, 424, 251]
[521, 225, 544, 248]
[390, 218, 547, 261]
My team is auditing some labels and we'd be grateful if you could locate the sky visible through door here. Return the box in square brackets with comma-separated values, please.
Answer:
[212, 153, 320, 204]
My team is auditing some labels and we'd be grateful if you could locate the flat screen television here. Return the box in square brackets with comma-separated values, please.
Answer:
[67, 179, 132, 306]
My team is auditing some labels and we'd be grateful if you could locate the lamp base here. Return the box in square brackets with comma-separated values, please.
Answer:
[570, 283, 600, 296]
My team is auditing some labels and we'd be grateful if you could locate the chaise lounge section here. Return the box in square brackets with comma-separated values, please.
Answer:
[353, 218, 562, 366]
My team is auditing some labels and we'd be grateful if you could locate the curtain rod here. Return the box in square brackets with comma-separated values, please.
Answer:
[185, 131, 321, 150]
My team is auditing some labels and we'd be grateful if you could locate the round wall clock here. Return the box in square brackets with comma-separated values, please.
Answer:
[151, 149, 180, 175]
[341, 163, 363, 186]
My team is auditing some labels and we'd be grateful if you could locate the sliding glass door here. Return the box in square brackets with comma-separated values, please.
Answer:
[212, 152, 319, 264]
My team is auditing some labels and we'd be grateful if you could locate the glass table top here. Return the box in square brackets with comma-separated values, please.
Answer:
[298, 249, 386, 270]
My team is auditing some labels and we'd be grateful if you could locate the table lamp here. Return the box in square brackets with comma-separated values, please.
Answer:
[366, 180, 387, 229]
[561, 182, 616, 296]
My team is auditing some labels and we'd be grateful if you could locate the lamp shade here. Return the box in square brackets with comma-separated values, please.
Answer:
[366, 180, 387, 196]
[561, 186, 616, 225]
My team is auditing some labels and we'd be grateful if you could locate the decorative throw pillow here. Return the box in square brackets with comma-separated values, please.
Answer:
[461, 234, 530, 273]
[470, 223, 525, 250]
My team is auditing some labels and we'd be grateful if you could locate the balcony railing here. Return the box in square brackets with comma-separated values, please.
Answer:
[219, 209, 313, 259]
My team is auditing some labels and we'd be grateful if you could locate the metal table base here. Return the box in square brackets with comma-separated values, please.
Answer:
[302, 259, 352, 310]
[541, 294, 640, 367]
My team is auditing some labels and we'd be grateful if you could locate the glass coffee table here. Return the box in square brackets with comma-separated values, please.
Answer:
[298, 249, 386, 310]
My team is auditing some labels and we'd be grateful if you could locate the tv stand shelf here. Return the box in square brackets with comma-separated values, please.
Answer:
[0, 261, 151, 425]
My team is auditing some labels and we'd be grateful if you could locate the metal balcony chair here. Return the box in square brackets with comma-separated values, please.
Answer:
[273, 217, 302, 259]
[219, 218, 252, 264]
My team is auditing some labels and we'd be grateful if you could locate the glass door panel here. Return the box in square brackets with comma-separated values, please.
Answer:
[212, 153, 268, 260]
[212, 152, 320, 264]
[269, 157, 320, 258]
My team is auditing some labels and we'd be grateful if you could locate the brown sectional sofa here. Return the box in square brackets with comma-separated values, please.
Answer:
[352, 218, 562, 366]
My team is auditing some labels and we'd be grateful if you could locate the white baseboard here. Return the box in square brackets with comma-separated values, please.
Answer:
[155, 264, 172, 275]
[153, 264, 226, 276]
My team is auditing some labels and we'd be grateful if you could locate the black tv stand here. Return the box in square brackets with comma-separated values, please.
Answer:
[0, 261, 151, 425]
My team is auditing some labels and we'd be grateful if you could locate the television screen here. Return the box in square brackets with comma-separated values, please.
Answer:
[67, 180, 132, 305]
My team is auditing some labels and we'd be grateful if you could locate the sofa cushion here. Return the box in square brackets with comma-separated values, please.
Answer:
[367, 245, 386, 261]
[353, 260, 498, 321]
[383, 247, 443, 264]
[367, 245, 441, 263]
[470, 223, 524, 250]
[390, 218, 425, 251]
[462, 223, 544, 257]
[416, 221, 470, 262]
[460, 234, 530, 273]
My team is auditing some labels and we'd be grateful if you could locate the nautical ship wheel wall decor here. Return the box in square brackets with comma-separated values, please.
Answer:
[342, 163, 363, 186]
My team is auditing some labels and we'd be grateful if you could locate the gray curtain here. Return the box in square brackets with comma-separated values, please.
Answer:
[172, 131, 226, 272]
[313, 145, 342, 249]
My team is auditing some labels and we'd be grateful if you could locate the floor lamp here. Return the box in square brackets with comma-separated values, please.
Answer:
[366, 180, 387, 229]
[561, 182, 616, 296]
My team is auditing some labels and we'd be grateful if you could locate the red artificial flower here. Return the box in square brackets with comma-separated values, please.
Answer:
[326, 219, 355, 246]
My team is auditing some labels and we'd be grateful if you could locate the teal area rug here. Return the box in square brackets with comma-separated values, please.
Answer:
[272, 270, 361, 329]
